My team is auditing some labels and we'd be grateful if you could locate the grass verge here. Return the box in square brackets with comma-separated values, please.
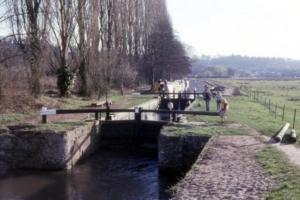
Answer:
[163, 122, 252, 137]
[189, 96, 288, 138]
[0, 113, 30, 124]
[23, 121, 87, 132]
[259, 146, 300, 199]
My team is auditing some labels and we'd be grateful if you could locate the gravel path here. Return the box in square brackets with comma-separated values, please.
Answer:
[173, 136, 274, 200]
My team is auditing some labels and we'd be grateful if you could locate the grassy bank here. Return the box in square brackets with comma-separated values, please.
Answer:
[188, 96, 281, 136]
[0, 93, 154, 125]
[259, 146, 300, 199]
[189, 78, 300, 143]
[218, 79, 300, 131]
[29, 121, 87, 132]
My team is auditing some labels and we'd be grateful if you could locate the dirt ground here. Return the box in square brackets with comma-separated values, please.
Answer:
[173, 135, 275, 200]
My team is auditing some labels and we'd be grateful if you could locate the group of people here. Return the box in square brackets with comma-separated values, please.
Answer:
[202, 85, 229, 121]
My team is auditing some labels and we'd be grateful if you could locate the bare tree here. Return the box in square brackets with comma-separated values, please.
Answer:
[7, 0, 50, 98]
[49, 0, 76, 96]
[1, 0, 189, 101]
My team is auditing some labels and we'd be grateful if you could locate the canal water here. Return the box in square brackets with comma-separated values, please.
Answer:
[0, 149, 178, 200]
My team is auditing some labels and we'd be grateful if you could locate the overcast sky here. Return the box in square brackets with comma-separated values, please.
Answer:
[166, 0, 300, 59]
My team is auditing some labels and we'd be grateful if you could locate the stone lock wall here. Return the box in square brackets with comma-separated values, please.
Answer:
[158, 131, 211, 172]
[0, 121, 100, 174]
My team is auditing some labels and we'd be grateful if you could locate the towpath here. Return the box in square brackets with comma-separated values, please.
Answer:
[173, 135, 274, 200]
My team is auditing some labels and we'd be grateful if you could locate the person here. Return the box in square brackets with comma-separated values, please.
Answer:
[153, 80, 160, 92]
[215, 92, 222, 111]
[159, 79, 165, 92]
[203, 85, 212, 112]
[219, 98, 229, 122]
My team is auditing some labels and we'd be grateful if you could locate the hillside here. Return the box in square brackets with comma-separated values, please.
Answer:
[191, 55, 300, 78]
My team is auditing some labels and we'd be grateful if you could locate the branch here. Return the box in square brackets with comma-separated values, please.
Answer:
[0, 54, 22, 64]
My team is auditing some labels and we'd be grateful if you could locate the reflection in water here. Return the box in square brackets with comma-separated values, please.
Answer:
[0, 150, 176, 200]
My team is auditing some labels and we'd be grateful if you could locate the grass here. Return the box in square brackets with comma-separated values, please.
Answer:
[259, 146, 300, 199]
[23, 121, 87, 132]
[187, 96, 278, 137]
[163, 122, 251, 137]
[1, 92, 154, 126]
[193, 95, 298, 142]
[0, 113, 30, 124]
[189, 79, 300, 143]
[217, 79, 300, 131]
[227, 96, 283, 137]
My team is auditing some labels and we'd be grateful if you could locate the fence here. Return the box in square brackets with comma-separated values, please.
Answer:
[248, 89, 298, 129]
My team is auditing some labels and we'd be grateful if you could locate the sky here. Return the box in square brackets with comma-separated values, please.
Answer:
[166, 0, 300, 59]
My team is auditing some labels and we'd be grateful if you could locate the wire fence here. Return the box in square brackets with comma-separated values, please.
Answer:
[247, 89, 298, 129]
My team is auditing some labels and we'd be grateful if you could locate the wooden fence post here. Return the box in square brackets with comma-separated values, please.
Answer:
[282, 105, 285, 121]
[293, 109, 297, 129]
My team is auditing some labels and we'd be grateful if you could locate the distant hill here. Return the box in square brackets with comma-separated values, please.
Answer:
[191, 55, 300, 78]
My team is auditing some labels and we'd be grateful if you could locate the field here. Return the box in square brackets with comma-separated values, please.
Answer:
[189, 79, 300, 144]
[220, 79, 300, 131]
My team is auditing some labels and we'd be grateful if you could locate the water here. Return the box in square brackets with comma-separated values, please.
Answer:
[0, 150, 177, 200]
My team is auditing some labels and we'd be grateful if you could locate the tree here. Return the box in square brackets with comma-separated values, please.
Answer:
[7, 0, 50, 98]
[142, 17, 191, 84]
[49, 0, 76, 96]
